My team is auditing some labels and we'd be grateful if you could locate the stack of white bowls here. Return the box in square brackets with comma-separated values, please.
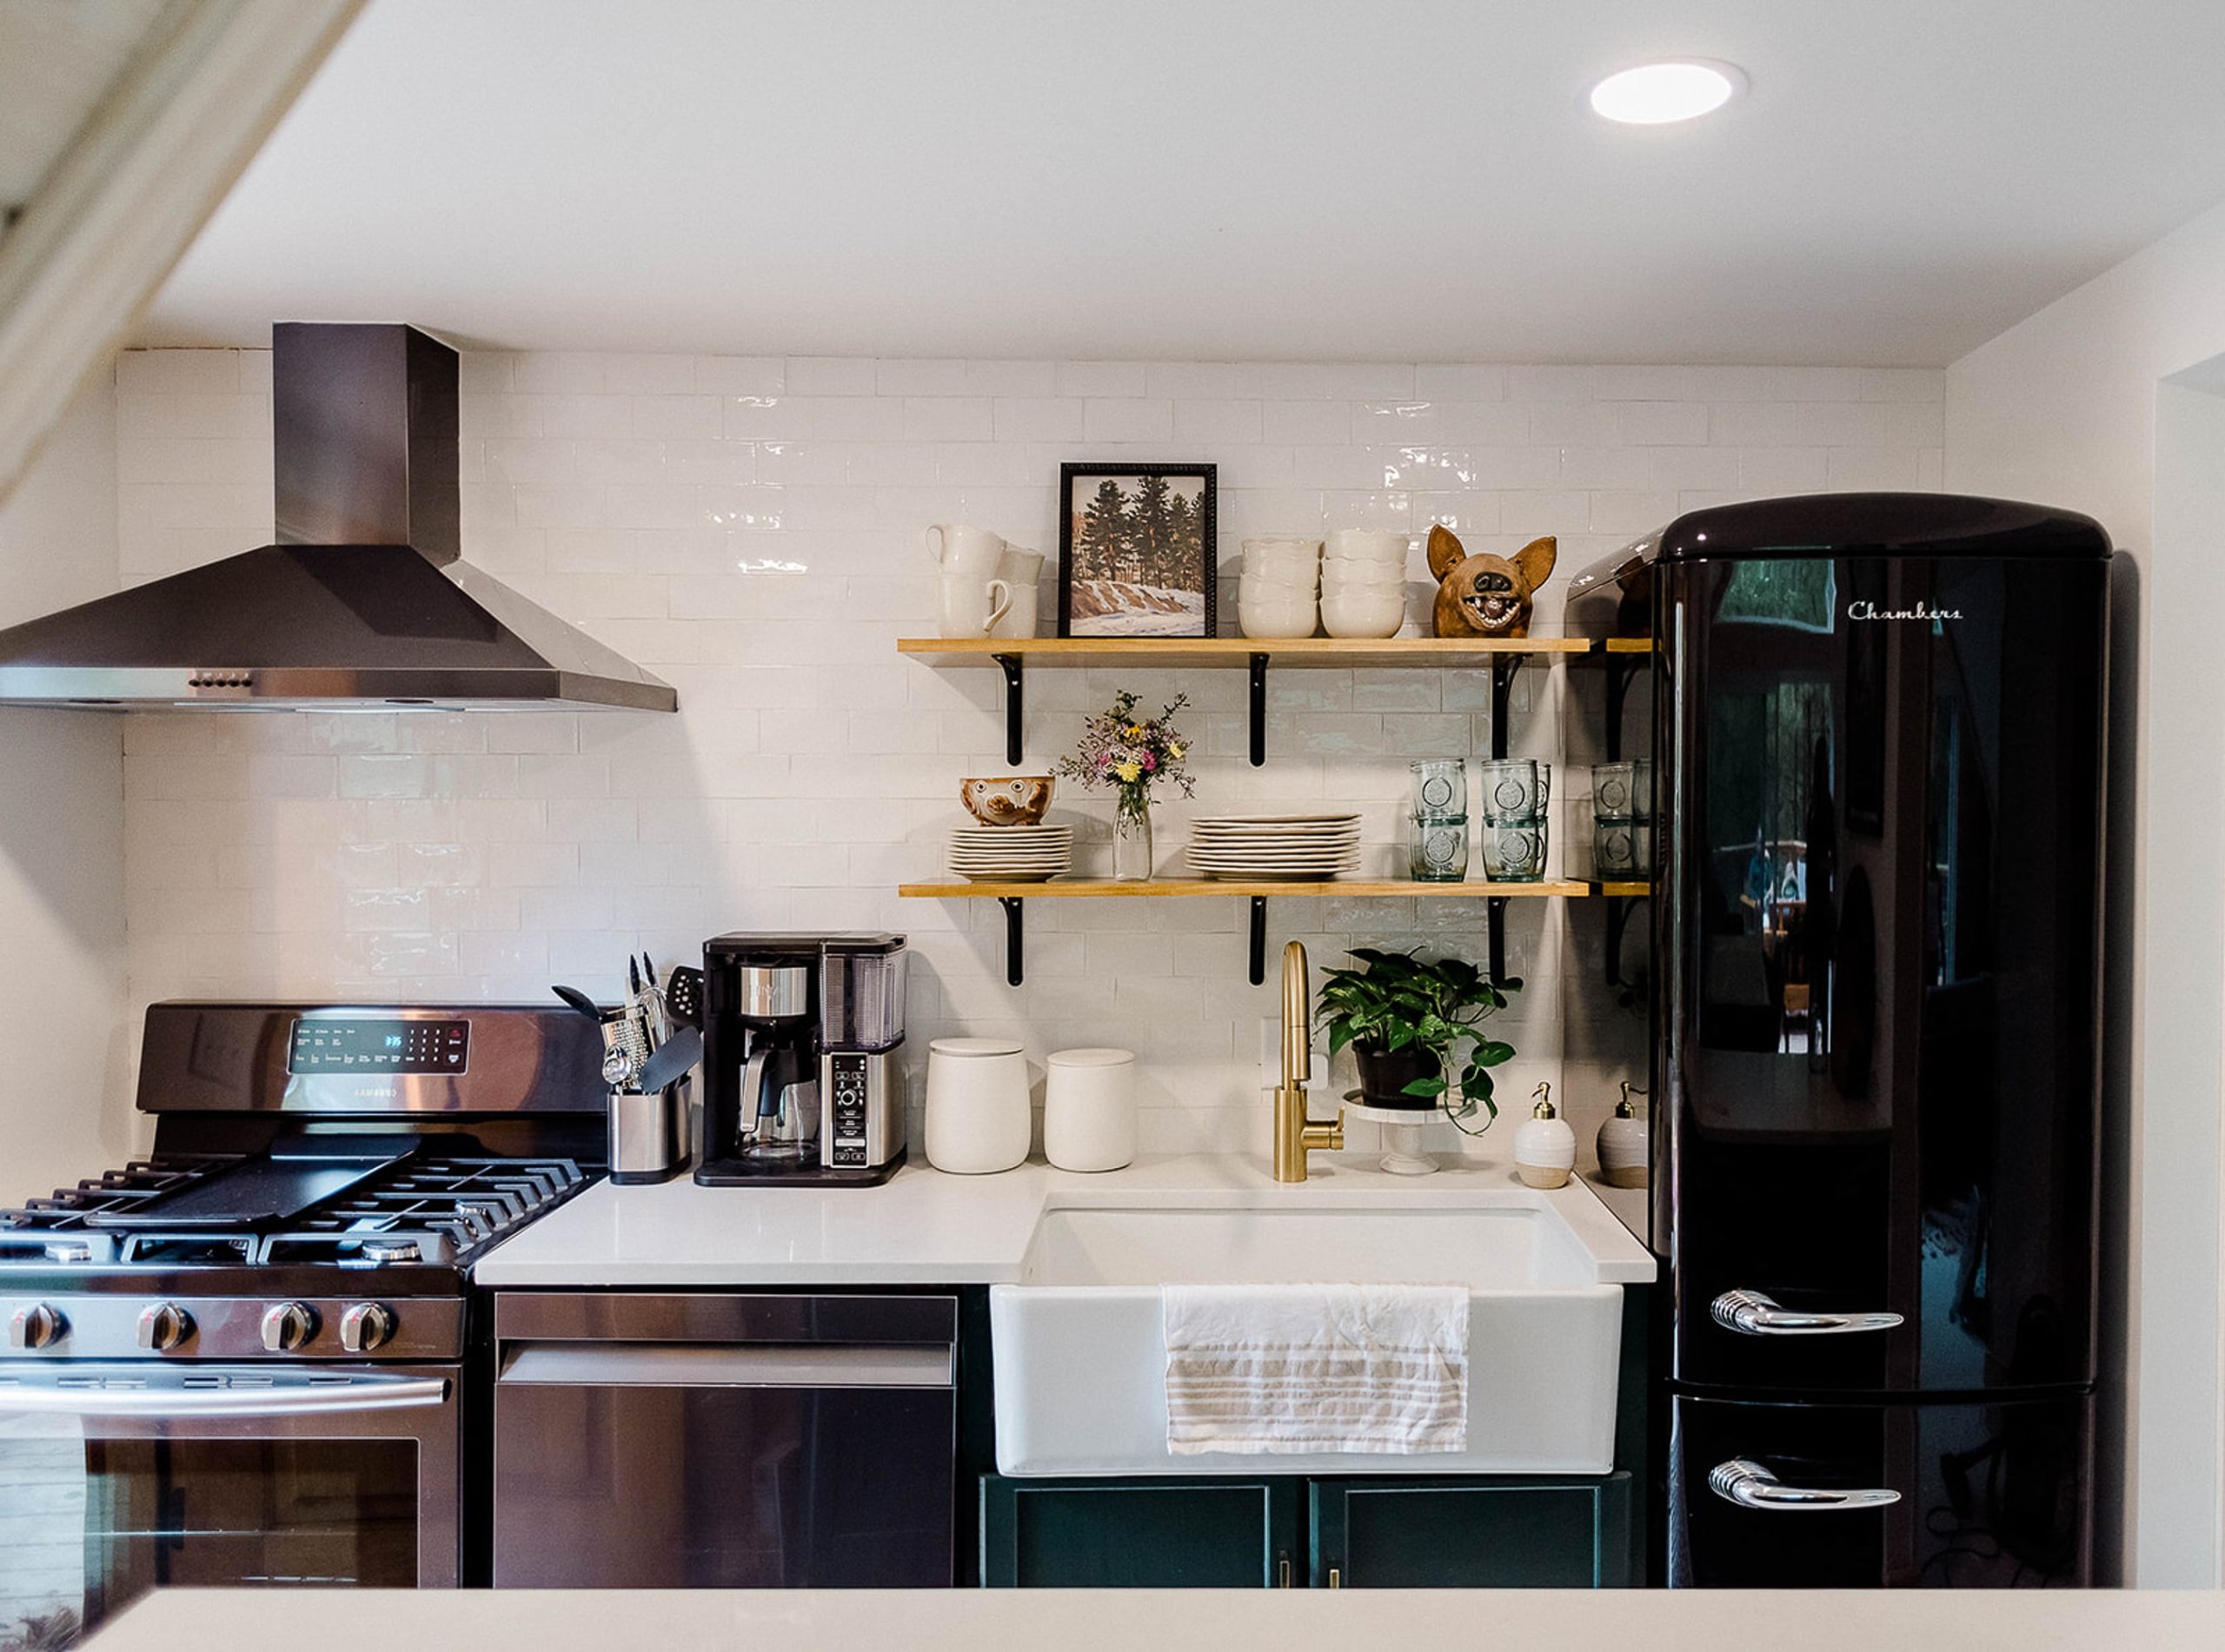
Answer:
[1319, 529, 1411, 639]
[1239, 537, 1322, 639]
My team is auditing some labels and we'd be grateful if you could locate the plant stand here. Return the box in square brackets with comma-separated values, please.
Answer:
[1343, 1100, 1444, 1177]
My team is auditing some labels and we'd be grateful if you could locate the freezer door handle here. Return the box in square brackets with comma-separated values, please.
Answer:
[1709, 1458, 1901, 1512]
[1710, 1289, 1903, 1337]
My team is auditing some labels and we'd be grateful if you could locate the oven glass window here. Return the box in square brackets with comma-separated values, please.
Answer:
[1, 1438, 417, 1649]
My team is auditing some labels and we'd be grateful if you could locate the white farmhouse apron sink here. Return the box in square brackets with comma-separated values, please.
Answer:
[988, 1197, 1624, 1477]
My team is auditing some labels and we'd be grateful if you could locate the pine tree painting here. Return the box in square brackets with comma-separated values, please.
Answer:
[1060, 467, 1215, 637]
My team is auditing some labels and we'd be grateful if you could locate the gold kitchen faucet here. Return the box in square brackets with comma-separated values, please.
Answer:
[1272, 939, 1345, 1182]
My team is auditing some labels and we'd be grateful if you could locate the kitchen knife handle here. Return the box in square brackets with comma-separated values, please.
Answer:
[1710, 1288, 1903, 1337]
[1710, 1459, 1900, 1512]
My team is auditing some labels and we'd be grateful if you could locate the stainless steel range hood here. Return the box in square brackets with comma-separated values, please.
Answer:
[0, 323, 677, 712]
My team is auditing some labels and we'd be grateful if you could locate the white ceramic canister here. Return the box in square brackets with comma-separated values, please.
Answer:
[1042, 1047, 1138, 1172]
[924, 1037, 1032, 1174]
[1513, 1082, 1577, 1191]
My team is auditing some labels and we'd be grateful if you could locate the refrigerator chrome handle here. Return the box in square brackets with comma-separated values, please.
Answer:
[1710, 1288, 1903, 1337]
[1710, 1459, 1901, 1512]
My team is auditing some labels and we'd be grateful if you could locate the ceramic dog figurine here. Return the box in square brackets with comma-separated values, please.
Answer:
[1427, 527, 1558, 639]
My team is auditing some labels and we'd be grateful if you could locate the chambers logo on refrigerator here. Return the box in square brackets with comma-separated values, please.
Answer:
[1846, 600, 1962, 621]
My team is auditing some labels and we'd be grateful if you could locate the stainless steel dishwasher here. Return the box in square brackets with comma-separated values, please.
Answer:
[490, 1292, 958, 1588]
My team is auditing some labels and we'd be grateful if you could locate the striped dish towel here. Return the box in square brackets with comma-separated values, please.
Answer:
[1162, 1282, 1469, 1456]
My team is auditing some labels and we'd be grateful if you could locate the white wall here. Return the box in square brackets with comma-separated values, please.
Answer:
[110, 351, 1941, 1164]
[0, 375, 128, 1197]
[1945, 195, 2225, 1584]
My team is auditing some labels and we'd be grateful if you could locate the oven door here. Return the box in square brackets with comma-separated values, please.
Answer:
[0, 1364, 457, 1645]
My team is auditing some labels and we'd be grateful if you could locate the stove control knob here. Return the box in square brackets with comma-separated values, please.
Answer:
[260, 1302, 317, 1352]
[339, 1303, 395, 1354]
[136, 1302, 195, 1352]
[7, 1303, 66, 1350]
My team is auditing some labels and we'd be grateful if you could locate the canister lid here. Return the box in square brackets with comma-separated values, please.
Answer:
[1046, 1046, 1135, 1068]
[930, 1037, 1025, 1058]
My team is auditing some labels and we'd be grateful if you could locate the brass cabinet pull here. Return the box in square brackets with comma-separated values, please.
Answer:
[1327, 1567, 1342, 1589]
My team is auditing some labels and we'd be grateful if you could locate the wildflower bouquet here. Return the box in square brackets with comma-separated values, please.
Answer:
[1055, 689, 1195, 821]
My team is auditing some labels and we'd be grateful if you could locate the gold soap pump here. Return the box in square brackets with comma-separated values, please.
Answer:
[1513, 1081, 1577, 1190]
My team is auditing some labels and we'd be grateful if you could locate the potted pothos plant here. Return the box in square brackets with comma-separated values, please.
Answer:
[1315, 946, 1519, 1131]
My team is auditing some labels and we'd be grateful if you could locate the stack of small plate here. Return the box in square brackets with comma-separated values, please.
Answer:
[1184, 813, 1362, 882]
[948, 824, 1073, 882]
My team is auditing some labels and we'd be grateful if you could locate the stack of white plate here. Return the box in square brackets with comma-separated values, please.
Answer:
[948, 825, 1073, 882]
[1185, 813, 1362, 881]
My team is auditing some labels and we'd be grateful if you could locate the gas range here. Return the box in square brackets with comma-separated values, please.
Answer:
[0, 1001, 608, 1642]
[0, 1003, 604, 1364]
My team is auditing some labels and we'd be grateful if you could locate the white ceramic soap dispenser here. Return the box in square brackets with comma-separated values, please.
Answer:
[1596, 1081, 1648, 1188]
[1514, 1081, 1576, 1190]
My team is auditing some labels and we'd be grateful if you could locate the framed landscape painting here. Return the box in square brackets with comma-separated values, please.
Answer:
[1056, 462, 1218, 638]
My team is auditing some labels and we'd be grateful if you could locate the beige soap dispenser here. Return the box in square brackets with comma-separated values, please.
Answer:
[1596, 1081, 1649, 1188]
[1514, 1081, 1576, 1190]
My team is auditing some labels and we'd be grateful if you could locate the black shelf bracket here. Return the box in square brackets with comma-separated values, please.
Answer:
[1248, 654, 1269, 766]
[1248, 897, 1268, 985]
[997, 895, 1025, 986]
[1488, 654, 1524, 760]
[1603, 652, 1643, 764]
[1604, 892, 1641, 989]
[1486, 896, 1511, 987]
[993, 653, 1025, 766]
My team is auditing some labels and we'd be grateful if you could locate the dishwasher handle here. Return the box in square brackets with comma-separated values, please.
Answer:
[498, 1340, 953, 1389]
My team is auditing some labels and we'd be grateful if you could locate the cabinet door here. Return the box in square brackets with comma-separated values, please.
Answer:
[980, 1476, 1301, 1588]
[1310, 1476, 1632, 1588]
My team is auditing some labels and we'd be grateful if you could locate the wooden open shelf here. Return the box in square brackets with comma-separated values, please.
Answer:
[1598, 638, 1654, 654]
[900, 878, 1587, 900]
[895, 635, 1591, 667]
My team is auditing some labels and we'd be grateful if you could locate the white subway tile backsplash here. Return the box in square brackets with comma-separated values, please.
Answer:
[116, 346, 1941, 1148]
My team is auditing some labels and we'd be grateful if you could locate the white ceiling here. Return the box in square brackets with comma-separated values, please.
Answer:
[137, 0, 2225, 366]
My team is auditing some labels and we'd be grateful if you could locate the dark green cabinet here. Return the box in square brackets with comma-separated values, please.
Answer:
[1310, 1475, 1631, 1588]
[980, 1476, 1302, 1588]
[981, 1472, 1628, 1589]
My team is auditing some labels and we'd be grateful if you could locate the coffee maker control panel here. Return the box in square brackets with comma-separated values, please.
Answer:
[827, 1052, 869, 1167]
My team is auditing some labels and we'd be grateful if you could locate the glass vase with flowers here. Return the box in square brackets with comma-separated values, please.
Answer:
[1055, 689, 1196, 880]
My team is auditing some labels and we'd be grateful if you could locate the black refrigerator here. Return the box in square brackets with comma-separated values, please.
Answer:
[1570, 494, 2110, 1588]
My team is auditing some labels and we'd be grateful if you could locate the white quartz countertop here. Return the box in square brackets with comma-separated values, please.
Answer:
[85, 1586, 2225, 1651]
[473, 1151, 1657, 1287]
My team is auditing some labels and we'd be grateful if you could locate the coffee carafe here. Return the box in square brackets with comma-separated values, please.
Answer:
[734, 956, 820, 1162]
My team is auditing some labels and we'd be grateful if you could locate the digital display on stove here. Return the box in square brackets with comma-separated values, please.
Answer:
[289, 1018, 469, 1074]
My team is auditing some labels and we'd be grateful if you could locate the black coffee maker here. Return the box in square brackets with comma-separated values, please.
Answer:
[694, 932, 908, 1187]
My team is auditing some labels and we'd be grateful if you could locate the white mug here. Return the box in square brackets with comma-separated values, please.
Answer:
[991, 545, 1043, 640]
[925, 523, 1007, 578]
[939, 573, 1013, 637]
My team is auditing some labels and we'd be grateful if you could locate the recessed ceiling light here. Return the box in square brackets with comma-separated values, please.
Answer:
[1589, 60, 1744, 125]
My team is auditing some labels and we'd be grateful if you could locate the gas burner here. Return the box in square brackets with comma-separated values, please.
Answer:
[0, 1153, 588, 1273]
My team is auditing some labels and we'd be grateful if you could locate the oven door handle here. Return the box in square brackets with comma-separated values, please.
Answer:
[0, 1372, 448, 1417]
